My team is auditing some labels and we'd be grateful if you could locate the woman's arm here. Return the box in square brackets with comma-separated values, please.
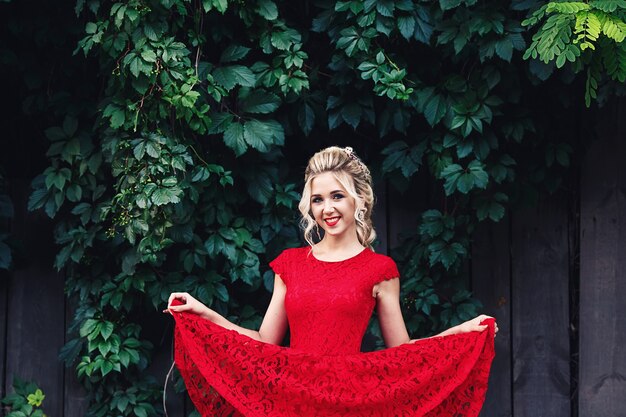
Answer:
[374, 278, 498, 348]
[373, 278, 411, 348]
[167, 274, 289, 345]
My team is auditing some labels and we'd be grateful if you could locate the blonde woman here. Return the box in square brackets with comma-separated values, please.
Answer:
[167, 146, 498, 417]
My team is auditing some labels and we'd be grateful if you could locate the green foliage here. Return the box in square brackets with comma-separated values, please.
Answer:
[523, 0, 626, 105]
[1, 377, 48, 417]
[1, 0, 589, 414]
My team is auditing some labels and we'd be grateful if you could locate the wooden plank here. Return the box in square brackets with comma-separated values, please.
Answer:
[386, 177, 428, 250]
[472, 217, 512, 417]
[63, 299, 89, 417]
[0, 267, 8, 401]
[5, 180, 65, 417]
[146, 317, 186, 417]
[578, 100, 626, 417]
[371, 180, 388, 255]
[511, 197, 570, 417]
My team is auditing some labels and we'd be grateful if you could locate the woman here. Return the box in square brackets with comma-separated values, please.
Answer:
[167, 146, 498, 417]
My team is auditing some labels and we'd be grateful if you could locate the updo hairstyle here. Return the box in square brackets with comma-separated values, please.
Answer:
[298, 146, 377, 248]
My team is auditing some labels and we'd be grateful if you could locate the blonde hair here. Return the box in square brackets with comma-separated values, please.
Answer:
[298, 146, 377, 248]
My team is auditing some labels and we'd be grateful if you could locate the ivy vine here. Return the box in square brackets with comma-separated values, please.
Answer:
[2, 0, 620, 416]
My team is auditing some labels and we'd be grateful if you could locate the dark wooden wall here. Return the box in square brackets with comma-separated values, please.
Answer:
[3, 127, 626, 417]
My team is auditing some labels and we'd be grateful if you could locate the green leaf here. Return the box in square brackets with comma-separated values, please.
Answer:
[213, 65, 256, 90]
[495, 39, 513, 62]
[239, 90, 281, 114]
[220, 45, 251, 63]
[257, 0, 278, 20]
[223, 122, 247, 156]
[298, 103, 315, 136]
[440, 163, 463, 195]
[202, 0, 228, 13]
[414, 8, 434, 43]
[271, 29, 300, 50]
[243, 119, 280, 151]
[428, 240, 459, 269]
[397, 15, 416, 39]
[140, 49, 157, 62]
[134, 406, 148, 417]
[79, 319, 98, 338]
[100, 360, 114, 376]
[247, 171, 274, 204]
[26, 388, 46, 407]
[590, 0, 626, 12]
[439, 0, 462, 11]
[100, 321, 114, 340]
[110, 109, 125, 129]
[337, 27, 361, 56]
[381, 140, 425, 177]
[417, 88, 447, 126]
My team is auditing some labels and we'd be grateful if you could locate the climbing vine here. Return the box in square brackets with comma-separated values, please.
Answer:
[2, 0, 621, 415]
[522, 0, 626, 105]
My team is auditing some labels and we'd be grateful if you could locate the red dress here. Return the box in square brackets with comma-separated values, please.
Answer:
[173, 247, 495, 417]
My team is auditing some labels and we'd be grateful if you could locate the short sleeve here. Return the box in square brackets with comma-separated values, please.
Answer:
[374, 255, 400, 284]
[269, 249, 293, 285]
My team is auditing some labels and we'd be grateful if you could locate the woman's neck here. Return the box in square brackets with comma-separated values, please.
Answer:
[315, 231, 364, 255]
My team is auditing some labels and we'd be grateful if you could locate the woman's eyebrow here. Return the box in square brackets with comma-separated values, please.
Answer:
[310, 190, 344, 197]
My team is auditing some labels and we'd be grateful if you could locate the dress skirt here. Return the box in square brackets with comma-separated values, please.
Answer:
[173, 309, 495, 417]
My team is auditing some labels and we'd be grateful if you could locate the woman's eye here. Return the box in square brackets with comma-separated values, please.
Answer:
[311, 197, 322, 203]
[333, 194, 344, 199]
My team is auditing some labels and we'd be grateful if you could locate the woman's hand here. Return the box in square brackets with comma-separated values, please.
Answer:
[455, 314, 499, 336]
[165, 292, 213, 320]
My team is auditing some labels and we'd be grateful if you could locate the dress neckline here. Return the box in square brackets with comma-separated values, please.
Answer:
[308, 246, 370, 263]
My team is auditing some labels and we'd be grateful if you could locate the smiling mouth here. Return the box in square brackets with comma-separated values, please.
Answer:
[324, 216, 341, 226]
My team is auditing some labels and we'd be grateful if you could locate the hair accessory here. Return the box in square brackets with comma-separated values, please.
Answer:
[342, 146, 369, 175]
[343, 147, 357, 160]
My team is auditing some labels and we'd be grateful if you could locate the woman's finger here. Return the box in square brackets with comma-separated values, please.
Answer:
[168, 292, 183, 304]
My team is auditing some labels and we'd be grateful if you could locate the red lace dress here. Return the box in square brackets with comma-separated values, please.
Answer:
[173, 247, 495, 417]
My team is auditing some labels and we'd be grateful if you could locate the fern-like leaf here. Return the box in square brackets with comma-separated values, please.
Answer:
[522, 4, 549, 27]
[589, 0, 626, 13]
[546, 2, 591, 14]
[574, 11, 602, 50]
[585, 63, 601, 106]
[532, 14, 575, 63]
[600, 37, 626, 81]
[601, 13, 626, 41]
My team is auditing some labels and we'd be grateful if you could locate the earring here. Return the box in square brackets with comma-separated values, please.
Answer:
[356, 209, 365, 222]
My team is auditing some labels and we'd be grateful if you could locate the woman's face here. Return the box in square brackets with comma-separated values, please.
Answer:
[309, 172, 357, 239]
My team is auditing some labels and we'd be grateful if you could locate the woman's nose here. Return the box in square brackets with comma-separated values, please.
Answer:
[323, 199, 334, 213]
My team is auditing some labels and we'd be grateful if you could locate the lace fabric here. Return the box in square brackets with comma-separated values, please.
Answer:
[173, 247, 495, 416]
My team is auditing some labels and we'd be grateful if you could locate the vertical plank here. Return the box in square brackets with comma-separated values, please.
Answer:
[386, 181, 426, 250]
[0, 268, 8, 401]
[5, 180, 65, 417]
[511, 197, 570, 417]
[579, 100, 626, 417]
[371, 180, 388, 255]
[145, 317, 186, 417]
[64, 300, 89, 417]
[472, 217, 512, 417]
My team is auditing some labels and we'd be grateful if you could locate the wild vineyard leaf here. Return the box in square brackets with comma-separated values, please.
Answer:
[212, 65, 256, 90]
[27, 389, 45, 407]
[239, 89, 281, 114]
